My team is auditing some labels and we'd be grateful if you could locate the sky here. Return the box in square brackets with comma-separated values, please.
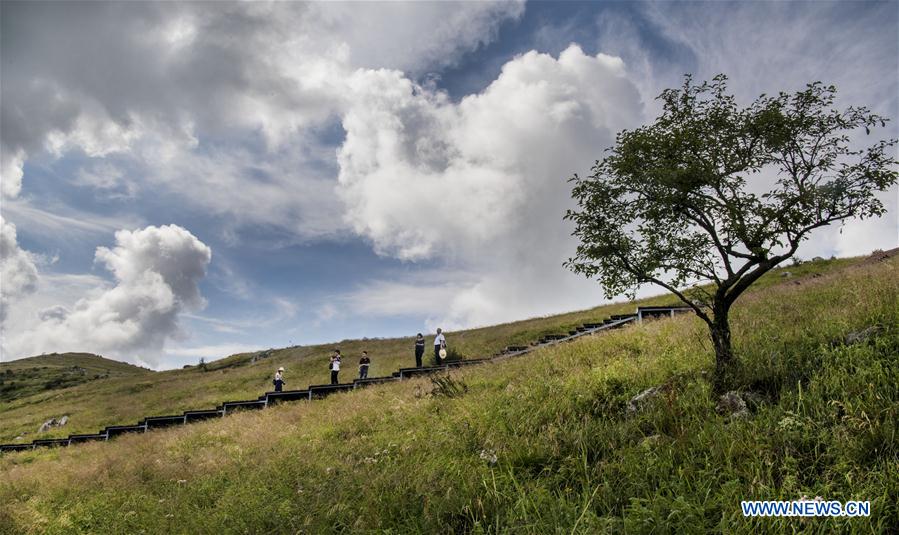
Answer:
[1, 1, 897, 369]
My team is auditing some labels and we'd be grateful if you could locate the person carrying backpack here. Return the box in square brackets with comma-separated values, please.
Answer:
[273, 367, 285, 392]
[414, 333, 425, 367]
[359, 351, 371, 380]
[329, 350, 342, 385]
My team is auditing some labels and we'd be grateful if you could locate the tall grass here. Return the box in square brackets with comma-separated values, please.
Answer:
[0, 254, 896, 533]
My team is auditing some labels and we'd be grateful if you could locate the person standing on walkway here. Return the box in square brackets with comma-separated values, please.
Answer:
[434, 328, 446, 366]
[359, 351, 371, 380]
[329, 350, 342, 385]
[273, 367, 285, 392]
[414, 333, 425, 367]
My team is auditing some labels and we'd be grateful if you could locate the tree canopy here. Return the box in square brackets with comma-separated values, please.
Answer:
[565, 75, 897, 390]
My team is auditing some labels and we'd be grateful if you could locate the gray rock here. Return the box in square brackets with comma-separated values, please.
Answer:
[717, 391, 750, 419]
[58, 415, 68, 427]
[741, 391, 766, 410]
[844, 325, 883, 346]
[627, 386, 661, 415]
[38, 418, 57, 433]
[781, 271, 792, 278]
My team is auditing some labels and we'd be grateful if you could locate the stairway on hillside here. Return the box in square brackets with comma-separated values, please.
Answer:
[1, 307, 688, 454]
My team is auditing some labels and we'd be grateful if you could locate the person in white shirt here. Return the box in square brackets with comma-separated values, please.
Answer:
[434, 328, 447, 365]
[273, 367, 285, 392]
[329, 350, 342, 385]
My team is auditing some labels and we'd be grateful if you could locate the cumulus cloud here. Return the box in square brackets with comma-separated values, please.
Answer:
[0, 1, 523, 244]
[337, 45, 644, 327]
[2, 225, 211, 367]
[0, 215, 39, 323]
[340, 46, 641, 259]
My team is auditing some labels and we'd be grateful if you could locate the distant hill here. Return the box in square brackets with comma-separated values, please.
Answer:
[0, 352, 152, 402]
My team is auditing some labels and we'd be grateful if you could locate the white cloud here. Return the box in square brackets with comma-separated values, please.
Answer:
[74, 162, 136, 199]
[141, 141, 349, 242]
[315, 303, 339, 324]
[339, 46, 642, 259]
[2, 225, 211, 367]
[272, 298, 299, 321]
[0, 1, 523, 247]
[37, 305, 69, 322]
[0, 215, 39, 324]
[1, 148, 25, 198]
[310, 1, 525, 74]
[336, 45, 643, 328]
[1, 198, 145, 239]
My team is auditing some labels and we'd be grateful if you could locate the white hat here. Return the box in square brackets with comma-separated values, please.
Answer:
[278, 367, 284, 372]
[438, 349, 447, 358]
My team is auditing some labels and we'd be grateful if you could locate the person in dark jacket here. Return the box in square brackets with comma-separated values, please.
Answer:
[414, 333, 425, 367]
[329, 350, 341, 385]
[273, 367, 285, 392]
[359, 351, 371, 379]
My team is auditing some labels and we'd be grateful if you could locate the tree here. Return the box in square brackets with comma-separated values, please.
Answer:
[565, 75, 897, 392]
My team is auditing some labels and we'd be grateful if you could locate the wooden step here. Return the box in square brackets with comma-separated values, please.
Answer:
[183, 410, 222, 422]
[222, 400, 266, 414]
[105, 425, 146, 438]
[68, 433, 107, 444]
[446, 358, 490, 367]
[264, 390, 311, 403]
[397, 366, 448, 378]
[0, 443, 35, 452]
[144, 415, 186, 429]
[308, 384, 354, 399]
[32, 438, 69, 448]
[353, 377, 398, 388]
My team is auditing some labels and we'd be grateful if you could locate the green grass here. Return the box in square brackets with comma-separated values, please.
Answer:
[0, 252, 896, 533]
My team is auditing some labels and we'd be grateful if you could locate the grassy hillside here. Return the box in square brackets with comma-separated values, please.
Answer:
[0, 256, 854, 445]
[0, 252, 895, 533]
[0, 353, 152, 403]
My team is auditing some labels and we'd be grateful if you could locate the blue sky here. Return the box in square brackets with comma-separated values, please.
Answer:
[2, 1, 897, 369]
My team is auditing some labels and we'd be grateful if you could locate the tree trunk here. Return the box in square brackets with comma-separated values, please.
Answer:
[710, 304, 734, 394]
